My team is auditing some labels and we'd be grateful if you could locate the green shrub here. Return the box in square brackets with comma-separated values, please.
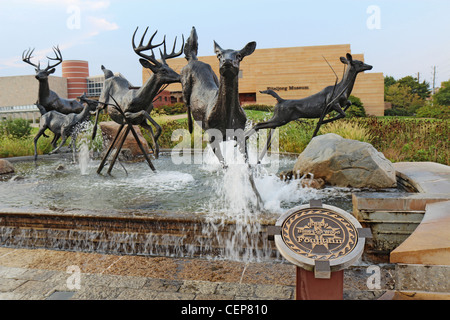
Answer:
[416, 104, 450, 119]
[0, 118, 32, 139]
[153, 103, 187, 115]
[346, 95, 367, 117]
[384, 107, 410, 116]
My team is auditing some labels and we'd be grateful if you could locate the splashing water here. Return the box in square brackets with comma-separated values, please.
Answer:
[199, 141, 280, 262]
[78, 138, 90, 175]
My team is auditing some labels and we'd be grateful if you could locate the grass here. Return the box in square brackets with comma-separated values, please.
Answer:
[1, 112, 448, 166]
[0, 127, 53, 158]
[319, 121, 373, 143]
[244, 110, 448, 165]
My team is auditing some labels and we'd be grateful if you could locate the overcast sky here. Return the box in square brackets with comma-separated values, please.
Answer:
[0, 0, 448, 88]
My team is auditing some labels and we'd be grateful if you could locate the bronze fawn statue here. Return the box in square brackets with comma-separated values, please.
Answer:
[33, 94, 98, 160]
[245, 53, 373, 163]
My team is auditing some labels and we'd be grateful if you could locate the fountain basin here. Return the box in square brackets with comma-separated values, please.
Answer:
[0, 150, 396, 262]
[0, 209, 277, 260]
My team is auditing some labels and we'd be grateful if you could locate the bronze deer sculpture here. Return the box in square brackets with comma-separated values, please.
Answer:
[180, 27, 256, 165]
[22, 46, 84, 115]
[96, 27, 184, 174]
[245, 53, 373, 163]
[33, 94, 98, 160]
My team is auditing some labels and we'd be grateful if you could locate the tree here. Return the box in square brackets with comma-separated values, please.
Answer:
[434, 80, 450, 106]
[384, 76, 396, 99]
[384, 75, 397, 89]
[385, 83, 425, 115]
[397, 76, 431, 100]
[384, 75, 430, 115]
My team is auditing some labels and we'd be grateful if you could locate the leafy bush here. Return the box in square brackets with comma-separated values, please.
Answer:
[153, 103, 187, 115]
[384, 107, 411, 116]
[416, 104, 450, 119]
[0, 118, 32, 139]
[346, 95, 366, 117]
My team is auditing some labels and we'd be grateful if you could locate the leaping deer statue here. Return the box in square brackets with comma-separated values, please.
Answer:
[22, 46, 84, 115]
[245, 53, 373, 163]
[95, 27, 184, 174]
[180, 27, 256, 165]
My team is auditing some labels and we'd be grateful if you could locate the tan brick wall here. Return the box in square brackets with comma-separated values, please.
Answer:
[145, 44, 384, 116]
[0, 75, 68, 107]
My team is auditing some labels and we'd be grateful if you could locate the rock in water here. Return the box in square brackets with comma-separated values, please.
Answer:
[293, 133, 397, 189]
[0, 159, 15, 175]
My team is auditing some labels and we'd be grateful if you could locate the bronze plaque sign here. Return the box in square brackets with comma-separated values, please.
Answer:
[273, 202, 368, 276]
[281, 207, 358, 260]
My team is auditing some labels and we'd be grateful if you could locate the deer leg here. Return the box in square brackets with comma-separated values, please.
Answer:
[107, 125, 131, 175]
[50, 133, 60, 148]
[97, 123, 125, 174]
[49, 135, 69, 155]
[257, 129, 274, 164]
[245, 118, 284, 140]
[71, 132, 78, 163]
[128, 124, 156, 172]
[141, 121, 159, 158]
[143, 114, 162, 157]
[312, 113, 327, 138]
[208, 133, 226, 167]
[312, 103, 347, 137]
[320, 104, 346, 125]
[343, 100, 352, 112]
[125, 110, 161, 158]
[33, 127, 48, 161]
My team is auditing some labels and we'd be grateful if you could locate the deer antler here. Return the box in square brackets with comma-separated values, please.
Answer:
[22, 48, 40, 69]
[45, 46, 63, 71]
[159, 34, 184, 65]
[132, 27, 165, 67]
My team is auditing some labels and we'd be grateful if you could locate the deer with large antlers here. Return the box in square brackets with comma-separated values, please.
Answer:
[180, 27, 256, 165]
[97, 27, 184, 159]
[22, 46, 84, 115]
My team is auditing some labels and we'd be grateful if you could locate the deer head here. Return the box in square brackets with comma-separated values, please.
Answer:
[340, 53, 373, 73]
[132, 27, 184, 84]
[214, 41, 256, 76]
[22, 46, 63, 81]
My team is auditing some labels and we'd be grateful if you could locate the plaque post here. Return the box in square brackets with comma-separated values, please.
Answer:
[268, 200, 372, 300]
[296, 268, 344, 300]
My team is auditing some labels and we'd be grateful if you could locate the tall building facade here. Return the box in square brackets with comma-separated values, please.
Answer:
[62, 60, 89, 99]
[146, 44, 385, 116]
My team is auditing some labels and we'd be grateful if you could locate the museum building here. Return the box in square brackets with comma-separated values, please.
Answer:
[148, 43, 385, 116]
[0, 43, 384, 123]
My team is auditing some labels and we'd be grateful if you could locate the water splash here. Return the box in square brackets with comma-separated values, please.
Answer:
[198, 142, 275, 262]
[78, 138, 90, 175]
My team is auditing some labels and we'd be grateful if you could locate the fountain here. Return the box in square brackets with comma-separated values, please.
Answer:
[0, 25, 393, 267]
[0, 140, 359, 262]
